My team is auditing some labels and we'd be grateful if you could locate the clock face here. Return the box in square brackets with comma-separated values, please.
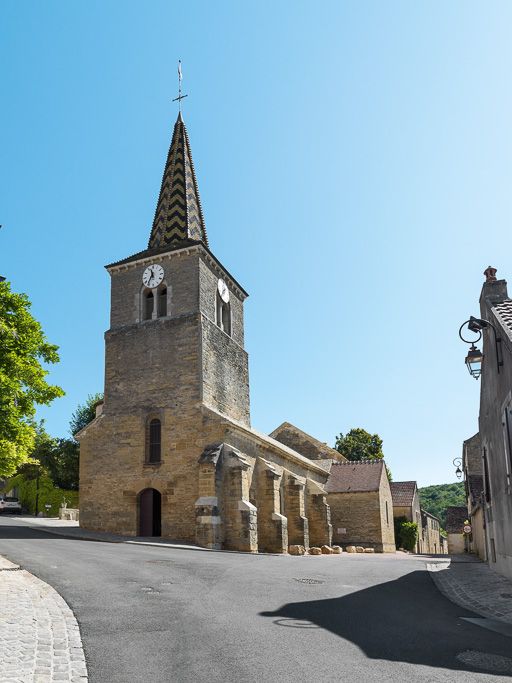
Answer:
[217, 278, 230, 303]
[142, 264, 164, 288]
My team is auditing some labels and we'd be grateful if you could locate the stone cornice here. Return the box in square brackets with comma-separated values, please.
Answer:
[106, 243, 248, 301]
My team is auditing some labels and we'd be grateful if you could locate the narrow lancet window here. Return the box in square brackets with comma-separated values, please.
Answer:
[148, 419, 161, 463]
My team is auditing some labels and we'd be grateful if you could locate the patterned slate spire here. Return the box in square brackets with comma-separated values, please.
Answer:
[148, 112, 208, 249]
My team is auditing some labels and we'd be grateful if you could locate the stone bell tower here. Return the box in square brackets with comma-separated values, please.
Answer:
[78, 112, 251, 537]
[104, 111, 250, 427]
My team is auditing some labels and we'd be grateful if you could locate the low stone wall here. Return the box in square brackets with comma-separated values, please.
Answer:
[59, 507, 79, 522]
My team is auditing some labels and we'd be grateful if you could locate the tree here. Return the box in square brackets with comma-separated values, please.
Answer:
[0, 281, 64, 476]
[334, 427, 392, 480]
[29, 423, 79, 491]
[419, 482, 465, 528]
[334, 428, 384, 462]
[69, 392, 103, 437]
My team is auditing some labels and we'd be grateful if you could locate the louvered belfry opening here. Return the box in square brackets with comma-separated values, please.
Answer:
[148, 112, 208, 250]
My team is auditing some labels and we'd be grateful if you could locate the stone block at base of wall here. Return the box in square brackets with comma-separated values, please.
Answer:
[59, 508, 79, 522]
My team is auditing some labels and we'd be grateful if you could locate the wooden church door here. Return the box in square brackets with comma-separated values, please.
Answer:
[139, 488, 162, 537]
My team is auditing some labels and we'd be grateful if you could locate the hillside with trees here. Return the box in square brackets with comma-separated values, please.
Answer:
[419, 482, 466, 528]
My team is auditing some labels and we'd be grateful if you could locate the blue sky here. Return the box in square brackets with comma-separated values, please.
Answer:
[2, 2, 512, 486]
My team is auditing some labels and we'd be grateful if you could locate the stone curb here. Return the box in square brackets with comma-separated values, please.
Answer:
[428, 559, 512, 625]
[0, 555, 88, 681]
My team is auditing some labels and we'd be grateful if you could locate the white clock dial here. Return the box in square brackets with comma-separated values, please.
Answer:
[217, 278, 230, 303]
[142, 264, 164, 288]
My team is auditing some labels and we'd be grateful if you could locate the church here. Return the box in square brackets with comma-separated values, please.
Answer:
[77, 110, 334, 552]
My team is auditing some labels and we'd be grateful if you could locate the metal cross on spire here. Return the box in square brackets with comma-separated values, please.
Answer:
[172, 60, 188, 112]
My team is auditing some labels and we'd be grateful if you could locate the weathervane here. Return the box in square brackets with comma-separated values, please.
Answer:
[172, 60, 188, 111]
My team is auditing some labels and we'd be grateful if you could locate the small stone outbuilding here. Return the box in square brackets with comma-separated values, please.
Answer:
[390, 480, 422, 553]
[325, 460, 396, 552]
[445, 506, 468, 554]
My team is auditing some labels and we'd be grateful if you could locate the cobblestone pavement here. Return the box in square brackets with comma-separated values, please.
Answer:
[428, 555, 512, 624]
[0, 555, 88, 682]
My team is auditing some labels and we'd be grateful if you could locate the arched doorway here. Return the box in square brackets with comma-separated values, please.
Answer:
[138, 488, 161, 537]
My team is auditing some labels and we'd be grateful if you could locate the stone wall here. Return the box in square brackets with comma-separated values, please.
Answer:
[79, 404, 331, 552]
[447, 532, 465, 554]
[471, 507, 487, 561]
[201, 317, 250, 426]
[478, 277, 512, 581]
[328, 490, 394, 552]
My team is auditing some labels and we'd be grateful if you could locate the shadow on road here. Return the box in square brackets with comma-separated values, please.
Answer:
[260, 570, 512, 676]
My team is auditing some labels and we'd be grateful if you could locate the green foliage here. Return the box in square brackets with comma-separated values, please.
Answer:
[29, 424, 79, 491]
[419, 482, 466, 528]
[0, 281, 64, 476]
[401, 522, 418, 551]
[4, 470, 78, 516]
[335, 427, 392, 479]
[334, 428, 384, 461]
[394, 516, 418, 551]
[69, 393, 103, 437]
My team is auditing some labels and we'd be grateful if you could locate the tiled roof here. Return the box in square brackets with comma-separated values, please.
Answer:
[326, 460, 385, 494]
[445, 506, 468, 533]
[493, 299, 512, 342]
[390, 481, 417, 507]
[467, 474, 484, 504]
[148, 112, 208, 250]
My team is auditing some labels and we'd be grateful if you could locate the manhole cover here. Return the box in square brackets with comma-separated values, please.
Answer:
[293, 577, 324, 584]
[456, 650, 512, 674]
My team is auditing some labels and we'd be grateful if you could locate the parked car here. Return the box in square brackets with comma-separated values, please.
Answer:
[0, 496, 22, 514]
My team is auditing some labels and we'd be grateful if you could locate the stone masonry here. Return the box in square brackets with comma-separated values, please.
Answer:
[77, 111, 332, 553]
[326, 460, 395, 552]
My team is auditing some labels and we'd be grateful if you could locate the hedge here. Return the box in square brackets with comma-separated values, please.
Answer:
[3, 472, 79, 516]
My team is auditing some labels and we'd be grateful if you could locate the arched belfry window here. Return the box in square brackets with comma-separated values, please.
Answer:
[216, 291, 231, 337]
[143, 290, 154, 321]
[157, 284, 168, 318]
[148, 419, 161, 463]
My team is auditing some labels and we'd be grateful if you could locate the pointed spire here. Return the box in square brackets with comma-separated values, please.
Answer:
[148, 113, 208, 249]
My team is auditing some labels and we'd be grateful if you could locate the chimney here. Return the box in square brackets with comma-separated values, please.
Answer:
[480, 266, 508, 308]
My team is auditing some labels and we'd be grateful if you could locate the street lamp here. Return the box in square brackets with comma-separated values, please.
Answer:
[459, 315, 503, 379]
[465, 344, 484, 379]
[453, 457, 463, 480]
[459, 321, 484, 379]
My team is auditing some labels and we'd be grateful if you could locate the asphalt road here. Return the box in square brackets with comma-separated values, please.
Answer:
[0, 518, 511, 682]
